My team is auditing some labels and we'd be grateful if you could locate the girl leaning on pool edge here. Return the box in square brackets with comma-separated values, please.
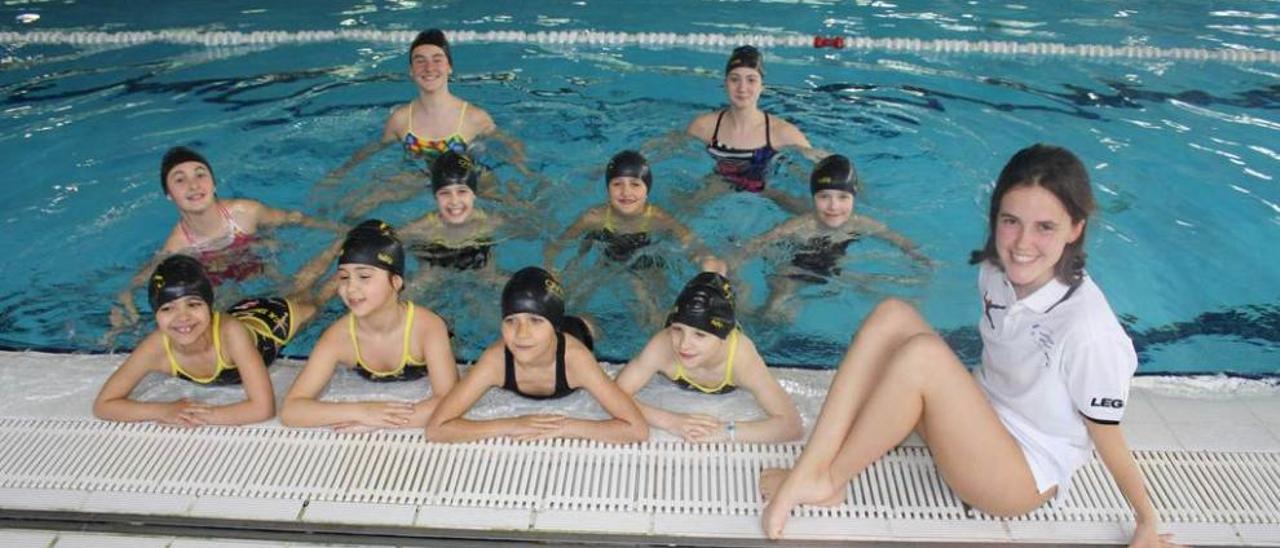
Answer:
[758, 144, 1179, 547]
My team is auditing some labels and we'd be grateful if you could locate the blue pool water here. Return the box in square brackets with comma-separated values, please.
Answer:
[0, 1, 1276, 375]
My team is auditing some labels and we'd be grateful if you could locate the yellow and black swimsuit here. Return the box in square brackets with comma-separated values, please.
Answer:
[349, 302, 429, 382]
[668, 330, 740, 395]
[585, 205, 664, 269]
[165, 297, 296, 386]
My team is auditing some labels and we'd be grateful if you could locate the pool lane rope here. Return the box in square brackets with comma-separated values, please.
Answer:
[2, 28, 1278, 64]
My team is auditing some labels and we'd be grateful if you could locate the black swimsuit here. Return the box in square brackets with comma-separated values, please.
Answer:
[410, 240, 494, 271]
[787, 234, 860, 284]
[502, 331, 576, 400]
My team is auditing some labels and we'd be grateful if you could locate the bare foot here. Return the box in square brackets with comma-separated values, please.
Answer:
[759, 466, 846, 539]
[759, 467, 789, 501]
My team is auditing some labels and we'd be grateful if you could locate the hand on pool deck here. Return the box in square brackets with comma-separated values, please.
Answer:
[509, 414, 567, 442]
[158, 400, 213, 428]
[342, 401, 416, 430]
[674, 413, 722, 443]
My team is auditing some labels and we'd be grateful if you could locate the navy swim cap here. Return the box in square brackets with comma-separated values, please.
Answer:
[160, 146, 213, 195]
[501, 267, 566, 329]
[605, 150, 652, 190]
[666, 272, 736, 339]
[810, 154, 859, 196]
[148, 254, 214, 312]
[409, 28, 452, 66]
[431, 150, 479, 194]
[338, 219, 406, 277]
[562, 315, 595, 352]
[725, 45, 764, 76]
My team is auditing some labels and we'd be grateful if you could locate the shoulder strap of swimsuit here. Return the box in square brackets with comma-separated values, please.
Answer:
[219, 202, 248, 236]
[406, 101, 415, 135]
[402, 302, 427, 366]
[454, 102, 469, 134]
[212, 311, 229, 373]
[163, 334, 182, 377]
[763, 112, 772, 149]
[554, 330, 571, 394]
[502, 346, 518, 393]
[347, 313, 365, 369]
[722, 329, 739, 387]
[710, 110, 727, 143]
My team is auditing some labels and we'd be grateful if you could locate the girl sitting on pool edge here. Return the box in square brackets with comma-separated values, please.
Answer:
[758, 144, 1178, 546]
[426, 267, 648, 444]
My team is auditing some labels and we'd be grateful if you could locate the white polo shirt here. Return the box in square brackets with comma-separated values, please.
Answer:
[974, 261, 1136, 502]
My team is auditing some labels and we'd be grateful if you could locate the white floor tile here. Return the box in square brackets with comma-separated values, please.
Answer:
[53, 533, 171, 548]
[188, 494, 303, 521]
[0, 530, 54, 548]
[1166, 420, 1280, 451]
[1147, 394, 1259, 426]
[1123, 420, 1182, 450]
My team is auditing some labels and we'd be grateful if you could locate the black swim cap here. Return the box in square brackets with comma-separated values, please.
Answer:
[338, 219, 406, 277]
[810, 154, 859, 196]
[431, 150, 479, 194]
[562, 315, 595, 352]
[501, 266, 566, 329]
[409, 28, 452, 66]
[725, 45, 764, 76]
[666, 272, 736, 339]
[605, 150, 652, 190]
[160, 146, 213, 195]
[148, 254, 214, 312]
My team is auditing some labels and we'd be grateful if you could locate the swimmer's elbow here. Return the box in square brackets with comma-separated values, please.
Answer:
[277, 399, 309, 427]
[621, 419, 650, 443]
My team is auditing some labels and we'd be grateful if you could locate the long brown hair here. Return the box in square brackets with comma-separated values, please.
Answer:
[969, 144, 1096, 286]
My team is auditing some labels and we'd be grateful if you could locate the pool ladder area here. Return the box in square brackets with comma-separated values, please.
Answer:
[0, 418, 1277, 545]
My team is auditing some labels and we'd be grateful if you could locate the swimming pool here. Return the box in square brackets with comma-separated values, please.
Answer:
[1, 1, 1276, 375]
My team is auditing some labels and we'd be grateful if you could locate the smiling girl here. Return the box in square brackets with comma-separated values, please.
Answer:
[734, 154, 930, 318]
[614, 272, 801, 443]
[757, 145, 1178, 547]
[95, 252, 329, 426]
[280, 220, 458, 431]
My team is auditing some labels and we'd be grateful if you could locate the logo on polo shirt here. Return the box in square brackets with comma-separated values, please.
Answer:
[983, 291, 1006, 329]
[1089, 397, 1125, 409]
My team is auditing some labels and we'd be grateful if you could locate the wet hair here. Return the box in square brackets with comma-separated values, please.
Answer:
[810, 154, 859, 196]
[725, 45, 764, 77]
[605, 150, 652, 190]
[160, 146, 213, 195]
[562, 315, 595, 352]
[431, 150, 479, 194]
[501, 267, 566, 330]
[969, 144, 1095, 286]
[339, 219, 407, 279]
[148, 254, 214, 312]
[666, 272, 736, 339]
[409, 28, 452, 66]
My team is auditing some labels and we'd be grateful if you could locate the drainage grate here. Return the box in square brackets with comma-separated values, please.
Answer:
[1, 419, 1278, 531]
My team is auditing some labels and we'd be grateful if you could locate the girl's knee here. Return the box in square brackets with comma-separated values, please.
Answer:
[892, 334, 957, 380]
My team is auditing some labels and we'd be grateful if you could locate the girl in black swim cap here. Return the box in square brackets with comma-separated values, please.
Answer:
[677, 45, 824, 215]
[730, 154, 932, 321]
[95, 251, 333, 427]
[425, 267, 648, 444]
[613, 272, 801, 443]
[109, 146, 340, 334]
[280, 220, 461, 432]
[543, 150, 726, 329]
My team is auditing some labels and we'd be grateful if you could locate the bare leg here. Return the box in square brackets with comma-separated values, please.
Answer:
[758, 274, 798, 323]
[761, 311, 1047, 539]
[760, 298, 933, 499]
